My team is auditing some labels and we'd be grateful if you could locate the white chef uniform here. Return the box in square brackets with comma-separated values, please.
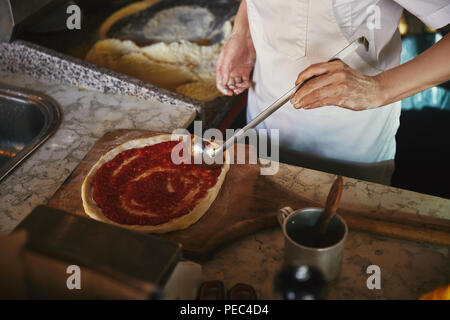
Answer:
[245, 0, 450, 185]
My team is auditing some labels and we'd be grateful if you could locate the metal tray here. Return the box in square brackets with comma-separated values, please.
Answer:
[0, 83, 62, 182]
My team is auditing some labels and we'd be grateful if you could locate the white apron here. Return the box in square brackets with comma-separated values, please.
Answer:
[246, 0, 401, 185]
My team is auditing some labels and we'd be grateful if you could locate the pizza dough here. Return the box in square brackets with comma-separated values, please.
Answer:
[81, 134, 230, 233]
[86, 0, 233, 101]
[86, 39, 223, 91]
[175, 81, 220, 102]
[98, 0, 160, 39]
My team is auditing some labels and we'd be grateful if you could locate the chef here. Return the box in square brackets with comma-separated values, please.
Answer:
[216, 0, 450, 185]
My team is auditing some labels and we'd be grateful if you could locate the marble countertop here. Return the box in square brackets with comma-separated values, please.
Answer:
[0, 41, 196, 109]
[202, 166, 450, 300]
[0, 71, 448, 300]
[0, 40, 237, 128]
[0, 71, 196, 233]
[202, 227, 449, 300]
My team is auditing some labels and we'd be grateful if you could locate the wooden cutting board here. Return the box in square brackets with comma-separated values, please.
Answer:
[47, 130, 316, 259]
[47, 130, 450, 259]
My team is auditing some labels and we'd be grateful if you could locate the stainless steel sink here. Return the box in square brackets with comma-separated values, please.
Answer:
[0, 83, 61, 182]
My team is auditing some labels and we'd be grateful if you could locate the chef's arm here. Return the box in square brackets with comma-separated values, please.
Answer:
[377, 33, 450, 105]
[290, 33, 450, 111]
[216, 0, 256, 96]
[230, 0, 252, 39]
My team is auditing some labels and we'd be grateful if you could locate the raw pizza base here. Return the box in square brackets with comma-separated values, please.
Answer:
[81, 134, 230, 233]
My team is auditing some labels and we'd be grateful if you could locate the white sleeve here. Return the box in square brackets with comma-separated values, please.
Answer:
[394, 0, 450, 29]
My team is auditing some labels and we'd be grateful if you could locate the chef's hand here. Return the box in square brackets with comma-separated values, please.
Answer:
[290, 60, 383, 111]
[216, 32, 256, 96]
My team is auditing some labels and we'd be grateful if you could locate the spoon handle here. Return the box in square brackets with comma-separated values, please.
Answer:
[318, 176, 344, 236]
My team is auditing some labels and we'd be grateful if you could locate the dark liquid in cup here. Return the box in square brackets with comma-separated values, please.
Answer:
[286, 215, 345, 248]
[287, 226, 333, 248]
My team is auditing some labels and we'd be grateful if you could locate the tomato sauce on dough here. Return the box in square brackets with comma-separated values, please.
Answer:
[91, 141, 222, 225]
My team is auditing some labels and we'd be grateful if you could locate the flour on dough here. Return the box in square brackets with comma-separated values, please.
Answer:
[87, 1, 233, 101]
[140, 6, 215, 42]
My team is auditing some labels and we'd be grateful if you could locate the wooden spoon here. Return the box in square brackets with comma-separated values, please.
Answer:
[316, 175, 344, 238]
